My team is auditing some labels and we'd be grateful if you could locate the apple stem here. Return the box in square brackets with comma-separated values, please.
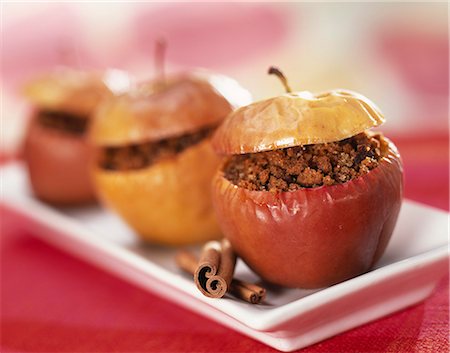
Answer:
[155, 38, 167, 88]
[268, 66, 292, 93]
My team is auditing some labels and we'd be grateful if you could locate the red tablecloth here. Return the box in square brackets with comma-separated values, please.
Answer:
[1, 133, 449, 353]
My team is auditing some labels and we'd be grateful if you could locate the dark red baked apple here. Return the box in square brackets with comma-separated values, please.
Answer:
[23, 69, 128, 205]
[211, 68, 403, 288]
[23, 68, 128, 206]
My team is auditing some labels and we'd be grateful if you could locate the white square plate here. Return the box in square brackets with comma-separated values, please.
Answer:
[1, 162, 448, 352]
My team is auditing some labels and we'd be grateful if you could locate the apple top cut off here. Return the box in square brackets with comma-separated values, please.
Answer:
[212, 67, 385, 156]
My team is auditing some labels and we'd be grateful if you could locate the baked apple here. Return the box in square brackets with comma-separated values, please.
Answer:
[90, 72, 251, 245]
[23, 68, 129, 205]
[211, 67, 403, 288]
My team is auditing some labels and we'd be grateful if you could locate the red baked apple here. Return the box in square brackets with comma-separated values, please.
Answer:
[22, 68, 129, 205]
[90, 71, 251, 245]
[211, 68, 403, 288]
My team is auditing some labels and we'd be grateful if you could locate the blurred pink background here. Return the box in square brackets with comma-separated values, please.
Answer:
[2, 2, 448, 153]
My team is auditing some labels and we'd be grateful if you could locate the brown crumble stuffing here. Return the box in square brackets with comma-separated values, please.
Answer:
[223, 133, 382, 192]
[98, 125, 215, 171]
[38, 110, 88, 135]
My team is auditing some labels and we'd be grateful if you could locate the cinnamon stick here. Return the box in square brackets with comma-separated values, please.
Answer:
[175, 244, 266, 304]
[175, 250, 198, 275]
[194, 239, 236, 298]
[231, 279, 266, 304]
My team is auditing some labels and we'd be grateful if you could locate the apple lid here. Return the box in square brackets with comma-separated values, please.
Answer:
[90, 72, 251, 147]
[212, 68, 384, 155]
[23, 68, 130, 117]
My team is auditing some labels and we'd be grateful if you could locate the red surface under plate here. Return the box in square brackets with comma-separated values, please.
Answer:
[1, 133, 449, 353]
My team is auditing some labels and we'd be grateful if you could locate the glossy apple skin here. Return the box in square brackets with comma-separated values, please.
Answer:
[212, 137, 403, 288]
[23, 114, 96, 205]
[93, 139, 221, 246]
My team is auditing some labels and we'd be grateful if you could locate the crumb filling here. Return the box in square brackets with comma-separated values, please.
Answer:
[37, 110, 88, 135]
[223, 133, 382, 192]
[98, 125, 215, 171]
